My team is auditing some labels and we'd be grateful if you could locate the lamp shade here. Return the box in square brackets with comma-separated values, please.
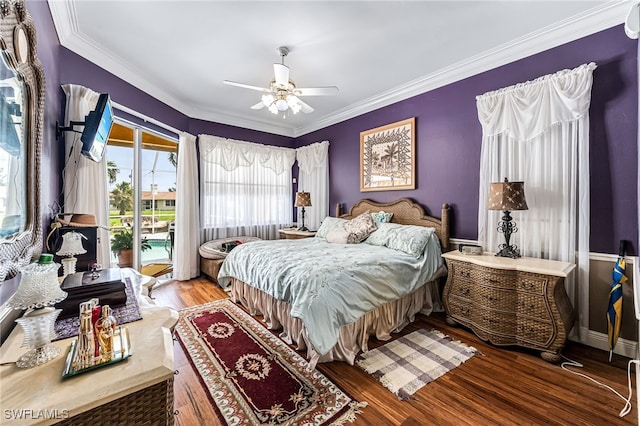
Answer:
[295, 192, 312, 207]
[7, 257, 67, 310]
[56, 231, 87, 256]
[487, 178, 528, 211]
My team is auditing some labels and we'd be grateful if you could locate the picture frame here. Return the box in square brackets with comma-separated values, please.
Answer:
[360, 117, 415, 192]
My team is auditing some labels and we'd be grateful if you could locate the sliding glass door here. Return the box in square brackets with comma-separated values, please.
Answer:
[106, 121, 177, 273]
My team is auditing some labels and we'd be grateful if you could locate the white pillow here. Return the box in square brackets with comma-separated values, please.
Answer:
[315, 217, 347, 239]
[365, 222, 436, 258]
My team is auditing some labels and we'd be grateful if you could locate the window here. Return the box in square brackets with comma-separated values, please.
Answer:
[199, 135, 295, 240]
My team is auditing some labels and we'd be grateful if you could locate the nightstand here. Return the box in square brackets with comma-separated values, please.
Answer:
[278, 228, 317, 240]
[442, 251, 575, 362]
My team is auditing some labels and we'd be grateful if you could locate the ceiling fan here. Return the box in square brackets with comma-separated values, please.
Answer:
[223, 46, 339, 116]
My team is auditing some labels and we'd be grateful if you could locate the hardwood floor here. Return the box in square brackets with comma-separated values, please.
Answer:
[151, 276, 638, 426]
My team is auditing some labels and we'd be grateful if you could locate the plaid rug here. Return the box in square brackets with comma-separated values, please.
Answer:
[176, 299, 367, 425]
[356, 328, 477, 400]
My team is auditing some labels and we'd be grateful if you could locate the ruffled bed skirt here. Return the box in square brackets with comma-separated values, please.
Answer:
[229, 267, 445, 368]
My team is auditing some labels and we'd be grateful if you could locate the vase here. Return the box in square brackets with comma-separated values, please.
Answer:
[117, 249, 133, 267]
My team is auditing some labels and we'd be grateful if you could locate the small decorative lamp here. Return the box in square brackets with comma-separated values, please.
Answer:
[487, 178, 528, 258]
[295, 192, 312, 231]
[6, 254, 67, 368]
[56, 231, 87, 278]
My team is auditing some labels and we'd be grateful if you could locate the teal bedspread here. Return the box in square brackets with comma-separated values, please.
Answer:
[218, 234, 443, 356]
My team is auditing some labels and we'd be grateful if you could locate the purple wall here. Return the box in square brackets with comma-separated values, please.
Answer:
[297, 25, 639, 256]
[27, 0, 64, 246]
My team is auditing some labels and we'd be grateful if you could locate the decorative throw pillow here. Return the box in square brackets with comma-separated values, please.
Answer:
[385, 225, 434, 258]
[315, 217, 347, 239]
[325, 229, 360, 244]
[365, 222, 436, 258]
[344, 211, 378, 243]
[371, 210, 394, 223]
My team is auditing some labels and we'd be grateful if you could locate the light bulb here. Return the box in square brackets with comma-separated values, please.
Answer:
[275, 99, 288, 111]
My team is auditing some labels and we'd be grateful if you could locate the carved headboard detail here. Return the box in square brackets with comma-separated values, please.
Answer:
[336, 198, 450, 252]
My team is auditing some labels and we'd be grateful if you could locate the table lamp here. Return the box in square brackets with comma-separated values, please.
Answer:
[56, 231, 87, 278]
[6, 254, 67, 368]
[487, 177, 528, 258]
[295, 191, 312, 231]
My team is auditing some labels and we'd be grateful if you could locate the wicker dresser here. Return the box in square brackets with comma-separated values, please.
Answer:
[442, 251, 575, 362]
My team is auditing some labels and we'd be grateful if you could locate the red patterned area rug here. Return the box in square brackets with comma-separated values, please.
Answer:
[175, 299, 367, 425]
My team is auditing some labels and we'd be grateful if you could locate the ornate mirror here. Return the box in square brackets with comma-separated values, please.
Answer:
[0, 0, 44, 281]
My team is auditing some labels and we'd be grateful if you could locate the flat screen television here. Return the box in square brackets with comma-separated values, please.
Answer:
[80, 93, 113, 163]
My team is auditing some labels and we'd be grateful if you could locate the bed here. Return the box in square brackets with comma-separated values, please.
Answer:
[218, 198, 450, 367]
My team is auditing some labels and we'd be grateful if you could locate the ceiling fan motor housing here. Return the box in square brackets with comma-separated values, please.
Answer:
[276, 46, 290, 58]
[222, 45, 336, 115]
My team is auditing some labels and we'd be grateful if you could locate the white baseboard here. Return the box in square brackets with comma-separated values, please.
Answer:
[572, 330, 637, 359]
[590, 252, 637, 265]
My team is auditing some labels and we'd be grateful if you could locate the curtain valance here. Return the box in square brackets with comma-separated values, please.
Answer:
[476, 62, 596, 140]
[296, 141, 329, 171]
[198, 134, 296, 174]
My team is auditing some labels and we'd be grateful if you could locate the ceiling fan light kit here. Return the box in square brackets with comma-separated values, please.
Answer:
[223, 46, 338, 118]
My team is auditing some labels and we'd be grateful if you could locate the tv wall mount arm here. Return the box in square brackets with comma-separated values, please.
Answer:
[55, 120, 85, 140]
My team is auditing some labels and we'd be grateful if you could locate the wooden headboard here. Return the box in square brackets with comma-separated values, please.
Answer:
[336, 198, 451, 252]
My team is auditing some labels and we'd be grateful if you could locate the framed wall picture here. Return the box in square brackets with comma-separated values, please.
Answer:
[360, 117, 415, 192]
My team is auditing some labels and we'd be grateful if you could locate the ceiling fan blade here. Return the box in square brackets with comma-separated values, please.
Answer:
[294, 86, 339, 96]
[273, 63, 290, 87]
[223, 80, 271, 93]
[250, 101, 266, 110]
[298, 98, 315, 114]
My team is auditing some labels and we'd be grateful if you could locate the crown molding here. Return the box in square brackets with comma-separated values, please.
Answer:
[48, 1, 296, 138]
[293, 1, 629, 137]
[190, 108, 296, 138]
[50, 1, 630, 139]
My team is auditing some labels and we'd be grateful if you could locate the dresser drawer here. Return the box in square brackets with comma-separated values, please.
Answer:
[516, 318, 554, 347]
[515, 273, 548, 295]
[473, 285, 517, 312]
[450, 261, 473, 280]
[475, 268, 517, 291]
[516, 293, 552, 321]
[471, 307, 516, 337]
[447, 296, 473, 321]
[449, 279, 473, 299]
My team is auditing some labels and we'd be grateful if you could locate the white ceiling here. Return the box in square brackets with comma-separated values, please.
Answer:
[48, 1, 628, 138]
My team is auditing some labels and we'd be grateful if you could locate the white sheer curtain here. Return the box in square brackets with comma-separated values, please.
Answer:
[173, 132, 199, 281]
[61, 84, 110, 267]
[199, 135, 296, 241]
[476, 62, 596, 340]
[296, 141, 329, 230]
